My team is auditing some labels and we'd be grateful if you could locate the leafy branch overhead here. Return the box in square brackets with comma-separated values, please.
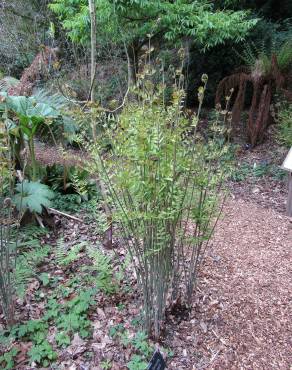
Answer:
[49, 0, 257, 84]
[50, 0, 257, 47]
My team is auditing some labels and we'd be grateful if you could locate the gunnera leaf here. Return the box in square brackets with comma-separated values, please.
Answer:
[13, 181, 55, 214]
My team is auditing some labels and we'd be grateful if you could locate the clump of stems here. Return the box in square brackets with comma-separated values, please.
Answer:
[91, 66, 230, 338]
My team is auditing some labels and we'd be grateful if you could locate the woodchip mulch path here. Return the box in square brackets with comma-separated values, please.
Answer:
[168, 198, 291, 369]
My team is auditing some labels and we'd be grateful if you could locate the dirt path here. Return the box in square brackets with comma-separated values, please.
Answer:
[168, 199, 291, 369]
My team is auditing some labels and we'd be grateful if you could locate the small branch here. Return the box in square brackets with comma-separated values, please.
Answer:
[47, 207, 83, 222]
[35, 213, 45, 228]
[105, 86, 130, 113]
[56, 78, 87, 106]
[96, 179, 113, 249]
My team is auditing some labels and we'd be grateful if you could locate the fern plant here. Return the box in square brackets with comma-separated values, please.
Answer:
[239, 39, 292, 75]
[216, 39, 292, 146]
[14, 256, 34, 299]
[15, 243, 50, 298]
[92, 71, 229, 338]
[55, 238, 85, 266]
[70, 168, 96, 201]
[87, 246, 117, 294]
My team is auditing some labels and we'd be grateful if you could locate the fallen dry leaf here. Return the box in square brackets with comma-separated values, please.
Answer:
[67, 333, 87, 358]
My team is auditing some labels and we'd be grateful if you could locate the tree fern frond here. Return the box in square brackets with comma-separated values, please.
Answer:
[277, 40, 292, 71]
[236, 38, 292, 75]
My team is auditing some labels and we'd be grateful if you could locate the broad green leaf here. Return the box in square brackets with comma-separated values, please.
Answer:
[13, 181, 55, 214]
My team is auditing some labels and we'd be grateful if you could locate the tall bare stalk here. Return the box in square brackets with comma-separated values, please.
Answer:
[0, 106, 19, 326]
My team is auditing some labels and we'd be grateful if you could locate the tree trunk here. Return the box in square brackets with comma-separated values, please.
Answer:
[88, 0, 96, 141]
[248, 81, 272, 147]
[126, 44, 138, 87]
[88, 0, 97, 119]
[88, 0, 112, 248]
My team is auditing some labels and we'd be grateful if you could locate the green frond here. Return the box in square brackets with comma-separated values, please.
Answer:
[238, 38, 292, 75]
[14, 256, 34, 298]
[54, 238, 67, 266]
[55, 238, 85, 266]
[87, 246, 117, 294]
[277, 40, 292, 71]
[14, 244, 50, 298]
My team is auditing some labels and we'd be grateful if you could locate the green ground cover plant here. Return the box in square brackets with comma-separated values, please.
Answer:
[231, 162, 286, 182]
[0, 227, 121, 368]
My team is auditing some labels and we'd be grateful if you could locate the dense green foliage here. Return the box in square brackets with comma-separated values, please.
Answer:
[276, 101, 292, 148]
[49, 0, 257, 47]
[0, 227, 123, 368]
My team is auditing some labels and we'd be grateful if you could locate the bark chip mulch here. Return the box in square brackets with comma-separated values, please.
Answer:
[168, 199, 291, 369]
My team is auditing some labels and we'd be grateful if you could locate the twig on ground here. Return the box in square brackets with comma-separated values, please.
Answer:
[47, 207, 83, 222]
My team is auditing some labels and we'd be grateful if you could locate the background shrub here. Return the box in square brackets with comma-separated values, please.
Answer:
[276, 101, 292, 148]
